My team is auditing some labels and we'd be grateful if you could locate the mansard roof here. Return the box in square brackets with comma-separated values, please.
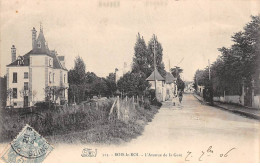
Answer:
[6, 51, 32, 67]
[7, 29, 67, 71]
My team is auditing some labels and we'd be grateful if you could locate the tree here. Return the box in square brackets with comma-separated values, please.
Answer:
[68, 56, 86, 85]
[0, 76, 7, 108]
[6, 88, 13, 107]
[19, 87, 31, 107]
[193, 15, 260, 97]
[32, 90, 37, 106]
[147, 35, 166, 77]
[170, 66, 183, 78]
[105, 72, 117, 97]
[92, 77, 107, 97]
[132, 33, 149, 75]
[68, 56, 87, 103]
[44, 86, 53, 108]
[117, 71, 150, 97]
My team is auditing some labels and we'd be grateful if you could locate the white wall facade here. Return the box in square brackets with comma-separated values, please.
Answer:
[253, 95, 260, 109]
[6, 66, 29, 108]
[7, 54, 68, 108]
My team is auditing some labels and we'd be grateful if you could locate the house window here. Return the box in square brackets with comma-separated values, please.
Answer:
[49, 72, 52, 83]
[64, 74, 66, 83]
[49, 59, 52, 67]
[24, 72, 28, 79]
[14, 102, 17, 106]
[53, 73, 55, 83]
[13, 72, 17, 83]
[24, 82, 29, 90]
[37, 41, 41, 48]
[13, 88, 17, 98]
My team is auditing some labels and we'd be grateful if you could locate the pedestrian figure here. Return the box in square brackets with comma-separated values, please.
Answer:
[172, 94, 177, 106]
[178, 90, 183, 104]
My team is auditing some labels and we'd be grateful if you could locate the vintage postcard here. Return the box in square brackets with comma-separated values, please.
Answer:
[0, 0, 259, 163]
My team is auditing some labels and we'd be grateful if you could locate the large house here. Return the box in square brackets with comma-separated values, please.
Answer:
[6, 26, 69, 108]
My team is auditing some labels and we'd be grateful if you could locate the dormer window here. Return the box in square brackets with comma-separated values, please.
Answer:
[17, 56, 24, 65]
[37, 41, 41, 48]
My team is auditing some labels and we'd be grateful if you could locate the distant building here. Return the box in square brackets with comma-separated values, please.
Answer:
[6, 26, 69, 108]
[197, 85, 205, 98]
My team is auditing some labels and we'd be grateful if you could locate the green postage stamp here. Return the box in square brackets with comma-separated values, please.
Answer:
[1, 124, 53, 163]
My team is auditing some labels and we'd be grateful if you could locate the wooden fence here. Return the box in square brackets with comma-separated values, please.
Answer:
[109, 95, 145, 123]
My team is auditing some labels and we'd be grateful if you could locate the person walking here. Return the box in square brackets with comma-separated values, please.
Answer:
[172, 94, 177, 106]
[178, 90, 183, 104]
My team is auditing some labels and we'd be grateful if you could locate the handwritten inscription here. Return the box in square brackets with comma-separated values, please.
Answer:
[185, 146, 236, 162]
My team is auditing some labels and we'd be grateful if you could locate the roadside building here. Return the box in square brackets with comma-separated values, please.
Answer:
[146, 69, 178, 102]
[146, 69, 165, 102]
[165, 72, 177, 100]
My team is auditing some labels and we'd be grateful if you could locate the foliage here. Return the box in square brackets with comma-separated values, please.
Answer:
[117, 71, 150, 97]
[67, 33, 167, 103]
[0, 97, 159, 144]
[176, 77, 185, 91]
[170, 66, 183, 78]
[132, 33, 149, 75]
[0, 76, 7, 108]
[6, 88, 13, 106]
[132, 33, 166, 77]
[171, 66, 185, 91]
[68, 56, 86, 85]
[193, 15, 260, 96]
[119, 33, 166, 98]
[105, 73, 117, 96]
[147, 35, 166, 77]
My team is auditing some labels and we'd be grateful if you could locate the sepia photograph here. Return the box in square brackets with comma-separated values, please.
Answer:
[0, 0, 259, 163]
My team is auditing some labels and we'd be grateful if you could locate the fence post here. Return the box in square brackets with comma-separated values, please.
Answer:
[126, 96, 128, 102]
[142, 96, 144, 102]
[117, 96, 120, 119]
[133, 96, 135, 104]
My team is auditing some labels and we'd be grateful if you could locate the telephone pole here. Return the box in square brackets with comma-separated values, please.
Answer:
[208, 59, 213, 105]
[153, 34, 157, 93]
[208, 59, 211, 80]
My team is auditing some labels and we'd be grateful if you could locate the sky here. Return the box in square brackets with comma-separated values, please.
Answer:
[1, 0, 259, 81]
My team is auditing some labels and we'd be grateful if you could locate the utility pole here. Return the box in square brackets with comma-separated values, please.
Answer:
[115, 68, 118, 86]
[208, 59, 211, 80]
[168, 59, 171, 72]
[208, 59, 213, 105]
[153, 34, 157, 94]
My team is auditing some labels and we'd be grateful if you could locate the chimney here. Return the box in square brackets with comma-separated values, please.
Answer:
[11, 45, 16, 62]
[32, 27, 37, 49]
[58, 56, 65, 68]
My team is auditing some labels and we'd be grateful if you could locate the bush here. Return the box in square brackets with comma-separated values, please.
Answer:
[35, 101, 56, 109]
[151, 98, 162, 107]
[143, 98, 151, 109]
[0, 97, 160, 144]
